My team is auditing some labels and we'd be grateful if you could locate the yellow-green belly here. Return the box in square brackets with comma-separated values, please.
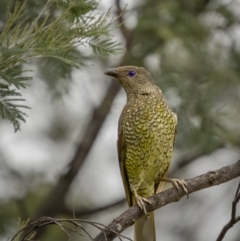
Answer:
[122, 96, 177, 197]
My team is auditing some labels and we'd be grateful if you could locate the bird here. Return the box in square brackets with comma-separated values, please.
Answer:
[105, 66, 188, 241]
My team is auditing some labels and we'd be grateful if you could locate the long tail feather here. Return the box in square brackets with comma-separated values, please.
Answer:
[134, 212, 156, 241]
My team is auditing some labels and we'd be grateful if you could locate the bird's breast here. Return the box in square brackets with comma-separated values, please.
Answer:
[121, 97, 176, 137]
[120, 96, 177, 196]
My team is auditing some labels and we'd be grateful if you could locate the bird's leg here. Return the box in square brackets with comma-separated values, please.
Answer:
[132, 189, 151, 215]
[159, 177, 189, 197]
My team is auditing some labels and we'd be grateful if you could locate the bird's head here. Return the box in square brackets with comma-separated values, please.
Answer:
[105, 66, 156, 97]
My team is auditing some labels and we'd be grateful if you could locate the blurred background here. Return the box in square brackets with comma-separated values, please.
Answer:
[0, 0, 240, 240]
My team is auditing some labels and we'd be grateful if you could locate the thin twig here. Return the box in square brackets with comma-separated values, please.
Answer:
[216, 181, 240, 241]
[11, 217, 132, 241]
[71, 220, 93, 240]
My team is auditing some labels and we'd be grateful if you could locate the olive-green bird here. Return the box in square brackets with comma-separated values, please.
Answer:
[105, 66, 188, 241]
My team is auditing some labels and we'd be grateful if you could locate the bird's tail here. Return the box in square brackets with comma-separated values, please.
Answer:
[134, 212, 156, 241]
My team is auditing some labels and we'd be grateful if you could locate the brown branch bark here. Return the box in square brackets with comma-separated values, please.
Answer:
[216, 181, 240, 241]
[94, 160, 240, 241]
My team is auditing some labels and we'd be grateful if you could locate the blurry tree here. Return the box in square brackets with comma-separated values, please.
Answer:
[0, 0, 121, 131]
[0, 0, 240, 241]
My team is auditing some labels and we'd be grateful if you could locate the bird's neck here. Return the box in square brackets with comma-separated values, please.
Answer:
[125, 85, 162, 102]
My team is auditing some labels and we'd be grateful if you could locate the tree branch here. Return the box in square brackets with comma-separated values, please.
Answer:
[94, 160, 240, 241]
[11, 217, 132, 241]
[216, 180, 240, 241]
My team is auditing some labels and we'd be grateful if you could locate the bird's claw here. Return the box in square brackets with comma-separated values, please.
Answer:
[159, 177, 189, 198]
[170, 179, 189, 197]
[135, 195, 151, 215]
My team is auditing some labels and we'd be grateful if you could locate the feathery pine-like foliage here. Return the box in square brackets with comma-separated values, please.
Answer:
[0, 0, 122, 131]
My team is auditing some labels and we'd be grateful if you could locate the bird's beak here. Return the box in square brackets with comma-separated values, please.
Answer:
[104, 68, 118, 77]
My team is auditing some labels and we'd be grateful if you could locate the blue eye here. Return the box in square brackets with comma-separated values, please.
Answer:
[128, 70, 136, 77]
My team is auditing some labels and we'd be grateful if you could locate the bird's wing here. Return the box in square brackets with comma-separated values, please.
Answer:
[117, 125, 132, 207]
[155, 124, 177, 193]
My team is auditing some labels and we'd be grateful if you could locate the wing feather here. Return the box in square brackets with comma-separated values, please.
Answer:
[117, 124, 132, 206]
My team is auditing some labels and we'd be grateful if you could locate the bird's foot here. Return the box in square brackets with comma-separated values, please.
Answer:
[159, 177, 189, 198]
[135, 195, 151, 215]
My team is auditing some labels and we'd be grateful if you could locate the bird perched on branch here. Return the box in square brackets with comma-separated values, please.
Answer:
[105, 66, 188, 241]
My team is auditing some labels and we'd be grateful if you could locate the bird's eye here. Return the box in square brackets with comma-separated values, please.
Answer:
[128, 70, 136, 77]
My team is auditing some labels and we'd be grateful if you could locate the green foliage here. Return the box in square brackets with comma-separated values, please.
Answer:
[0, 87, 29, 132]
[0, 0, 122, 131]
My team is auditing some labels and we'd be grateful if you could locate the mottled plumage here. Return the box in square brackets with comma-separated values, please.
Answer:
[105, 66, 187, 241]
[119, 83, 177, 203]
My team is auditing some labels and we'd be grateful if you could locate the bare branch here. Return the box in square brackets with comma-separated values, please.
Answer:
[216, 180, 240, 241]
[11, 217, 132, 241]
[94, 160, 240, 241]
